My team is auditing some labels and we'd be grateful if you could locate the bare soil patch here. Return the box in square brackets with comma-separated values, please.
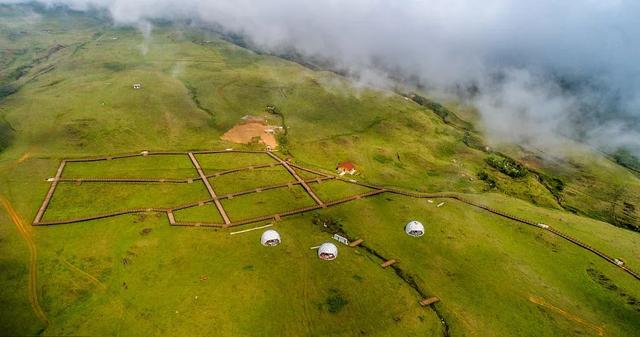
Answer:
[221, 120, 278, 148]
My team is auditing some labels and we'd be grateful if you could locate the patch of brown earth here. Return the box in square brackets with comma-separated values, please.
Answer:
[221, 121, 278, 148]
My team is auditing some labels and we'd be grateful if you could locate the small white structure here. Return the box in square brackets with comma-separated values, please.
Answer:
[260, 230, 281, 246]
[133, 83, 142, 89]
[332, 233, 349, 246]
[614, 258, 625, 267]
[537, 223, 549, 229]
[318, 242, 338, 260]
[405, 221, 425, 237]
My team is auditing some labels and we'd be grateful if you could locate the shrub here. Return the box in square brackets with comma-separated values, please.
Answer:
[485, 154, 528, 178]
[325, 289, 348, 313]
[373, 153, 392, 164]
[536, 173, 564, 198]
[477, 170, 497, 189]
[0, 119, 14, 152]
[463, 131, 487, 151]
[0, 84, 17, 101]
[311, 214, 348, 237]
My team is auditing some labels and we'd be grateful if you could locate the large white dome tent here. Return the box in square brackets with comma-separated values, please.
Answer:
[405, 221, 425, 237]
[260, 229, 281, 246]
[317, 242, 338, 260]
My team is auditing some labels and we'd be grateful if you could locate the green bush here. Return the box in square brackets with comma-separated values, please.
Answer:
[536, 172, 564, 198]
[477, 170, 497, 189]
[485, 154, 528, 178]
[311, 214, 346, 237]
[373, 153, 392, 164]
[325, 288, 348, 313]
[0, 84, 17, 101]
[463, 131, 487, 151]
[0, 119, 15, 152]
[409, 93, 473, 130]
[8, 64, 31, 80]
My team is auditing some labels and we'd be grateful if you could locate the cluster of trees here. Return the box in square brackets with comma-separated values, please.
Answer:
[485, 154, 528, 178]
[477, 170, 497, 189]
[408, 93, 473, 130]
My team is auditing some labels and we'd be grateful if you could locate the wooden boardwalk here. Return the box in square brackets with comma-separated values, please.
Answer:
[266, 151, 324, 206]
[30, 149, 640, 282]
[187, 152, 231, 225]
[33, 160, 66, 225]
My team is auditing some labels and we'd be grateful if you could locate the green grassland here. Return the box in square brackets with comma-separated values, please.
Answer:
[495, 142, 640, 231]
[294, 167, 326, 180]
[63, 155, 197, 179]
[44, 182, 209, 220]
[312, 179, 374, 201]
[173, 203, 224, 223]
[209, 165, 294, 195]
[21, 214, 445, 337]
[196, 152, 278, 172]
[315, 196, 640, 336]
[0, 4, 639, 337]
[221, 186, 315, 221]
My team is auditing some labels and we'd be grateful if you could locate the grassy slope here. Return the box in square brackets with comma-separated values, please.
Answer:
[0, 5, 638, 337]
[316, 196, 640, 336]
[33, 215, 443, 337]
[62, 155, 197, 179]
[498, 141, 640, 231]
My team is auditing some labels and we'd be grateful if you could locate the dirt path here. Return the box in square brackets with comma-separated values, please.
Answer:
[0, 194, 48, 325]
[62, 259, 106, 290]
[17, 151, 32, 164]
[528, 296, 604, 336]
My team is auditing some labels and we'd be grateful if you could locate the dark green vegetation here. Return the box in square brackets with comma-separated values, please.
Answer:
[612, 147, 640, 174]
[0, 4, 639, 337]
[485, 153, 528, 178]
[409, 93, 473, 130]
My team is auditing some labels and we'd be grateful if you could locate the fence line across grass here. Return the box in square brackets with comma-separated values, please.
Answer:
[32, 149, 640, 282]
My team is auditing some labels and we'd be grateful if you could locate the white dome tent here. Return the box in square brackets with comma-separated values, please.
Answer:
[260, 230, 281, 246]
[405, 221, 425, 237]
[317, 242, 338, 260]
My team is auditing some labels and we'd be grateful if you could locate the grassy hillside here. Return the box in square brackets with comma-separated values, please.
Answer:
[0, 4, 638, 337]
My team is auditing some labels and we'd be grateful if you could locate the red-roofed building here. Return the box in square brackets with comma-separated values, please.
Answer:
[336, 161, 357, 175]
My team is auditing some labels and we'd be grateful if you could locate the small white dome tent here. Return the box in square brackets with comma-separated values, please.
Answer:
[405, 221, 425, 237]
[260, 230, 281, 246]
[318, 242, 338, 260]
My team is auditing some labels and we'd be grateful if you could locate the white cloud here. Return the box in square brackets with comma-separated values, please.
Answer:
[4, 0, 640, 152]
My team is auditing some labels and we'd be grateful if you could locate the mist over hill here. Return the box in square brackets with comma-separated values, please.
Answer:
[3, 0, 640, 155]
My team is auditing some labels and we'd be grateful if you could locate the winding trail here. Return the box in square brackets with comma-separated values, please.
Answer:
[0, 194, 48, 325]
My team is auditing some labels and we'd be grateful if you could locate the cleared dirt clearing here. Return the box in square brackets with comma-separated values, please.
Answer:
[221, 121, 277, 148]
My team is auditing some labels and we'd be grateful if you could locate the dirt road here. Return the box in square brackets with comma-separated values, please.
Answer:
[0, 194, 48, 325]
